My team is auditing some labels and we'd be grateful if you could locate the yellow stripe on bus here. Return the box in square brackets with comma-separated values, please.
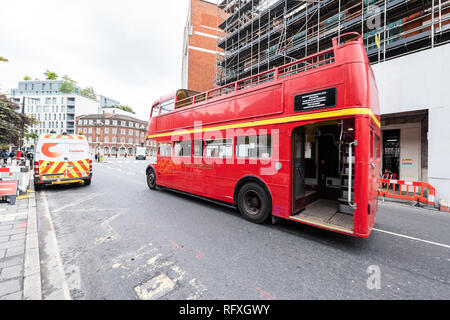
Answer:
[146, 107, 380, 139]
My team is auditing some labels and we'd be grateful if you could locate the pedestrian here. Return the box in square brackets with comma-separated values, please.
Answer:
[95, 153, 98, 161]
[3, 150, 9, 164]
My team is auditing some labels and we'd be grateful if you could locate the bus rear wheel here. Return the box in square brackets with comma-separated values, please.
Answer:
[237, 182, 270, 223]
[147, 168, 157, 190]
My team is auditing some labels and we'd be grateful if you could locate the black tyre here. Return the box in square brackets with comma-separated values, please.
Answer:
[84, 179, 91, 186]
[147, 167, 157, 190]
[237, 182, 271, 223]
[34, 183, 42, 191]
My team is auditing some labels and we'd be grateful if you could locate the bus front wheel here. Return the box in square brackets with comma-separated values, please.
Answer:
[147, 168, 157, 190]
[237, 182, 270, 223]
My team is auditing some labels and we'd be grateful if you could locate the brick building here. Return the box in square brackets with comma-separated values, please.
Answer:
[76, 113, 149, 157]
[181, 0, 224, 92]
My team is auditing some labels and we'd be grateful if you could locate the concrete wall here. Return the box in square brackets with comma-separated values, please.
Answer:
[372, 43, 450, 203]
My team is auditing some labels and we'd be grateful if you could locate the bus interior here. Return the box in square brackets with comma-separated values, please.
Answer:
[291, 118, 356, 233]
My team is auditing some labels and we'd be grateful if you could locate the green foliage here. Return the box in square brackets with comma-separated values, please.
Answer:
[0, 95, 34, 146]
[46, 70, 58, 80]
[59, 75, 77, 93]
[23, 75, 31, 80]
[80, 87, 96, 100]
[107, 105, 135, 114]
[24, 129, 39, 144]
[0, 56, 8, 62]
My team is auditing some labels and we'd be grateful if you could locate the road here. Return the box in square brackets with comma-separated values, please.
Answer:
[35, 158, 450, 300]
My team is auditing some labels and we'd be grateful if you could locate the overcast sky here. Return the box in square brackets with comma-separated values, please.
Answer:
[0, 0, 213, 121]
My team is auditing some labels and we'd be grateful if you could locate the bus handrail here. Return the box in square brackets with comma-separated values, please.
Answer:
[348, 140, 357, 208]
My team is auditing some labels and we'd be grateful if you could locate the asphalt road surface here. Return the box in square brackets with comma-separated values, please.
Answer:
[35, 158, 450, 300]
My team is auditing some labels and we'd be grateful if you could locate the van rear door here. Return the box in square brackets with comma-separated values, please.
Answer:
[63, 142, 91, 179]
[37, 140, 91, 181]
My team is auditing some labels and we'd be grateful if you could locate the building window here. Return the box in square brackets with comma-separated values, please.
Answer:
[121, 129, 125, 134]
[129, 129, 133, 135]
[96, 128, 100, 134]
[88, 128, 92, 133]
[105, 120, 110, 125]
[112, 120, 117, 126]
[112, 137, 116, 143]
[112, 128, 117, 134]
[105, 128, 109, 134]
[105, 137, 109, 143]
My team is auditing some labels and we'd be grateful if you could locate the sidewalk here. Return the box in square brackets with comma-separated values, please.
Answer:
[0, 171, 41, 300]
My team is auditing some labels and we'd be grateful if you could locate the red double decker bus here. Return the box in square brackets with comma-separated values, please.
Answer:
[146, 33, 380, 238]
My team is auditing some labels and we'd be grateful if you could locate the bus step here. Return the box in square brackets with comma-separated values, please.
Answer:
[338, 203, 354, 215]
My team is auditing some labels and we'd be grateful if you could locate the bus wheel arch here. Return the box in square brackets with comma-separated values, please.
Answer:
[234, 176, 272, 223]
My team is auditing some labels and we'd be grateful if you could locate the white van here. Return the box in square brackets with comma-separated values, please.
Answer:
[135, 147, 147, 160]
[34, 133, 93, 190]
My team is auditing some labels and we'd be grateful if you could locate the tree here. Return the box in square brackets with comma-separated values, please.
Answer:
[108, 105, 135, 114]
[45, 70, 58, 80]
[24, 75, 31, 80]
[0, 56, 8, 62]
[0, 95, 34, 147]
[24, 129, 39, 146]
[80, 87, 96, 100]
[59, 75, 77, 93]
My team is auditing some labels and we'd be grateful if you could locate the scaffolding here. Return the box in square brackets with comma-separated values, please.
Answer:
[215, 0, 450, 86]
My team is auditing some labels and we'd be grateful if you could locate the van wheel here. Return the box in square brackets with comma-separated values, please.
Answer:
[34, 184, 42, 191]
[84, 179, 91, 186]
[147, 167, 157, 190]
[237, 182, 271, 223]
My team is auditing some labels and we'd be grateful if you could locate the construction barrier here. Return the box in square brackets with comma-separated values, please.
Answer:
[379, 179, 436, 206]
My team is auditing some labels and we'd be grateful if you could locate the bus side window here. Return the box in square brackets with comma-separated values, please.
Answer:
[158, 142, 172, 156]
[236, 135, 272, 158]
[193, 140, 204, 157]
[174, 140, 191, 157]
[205, 139, 232, 158]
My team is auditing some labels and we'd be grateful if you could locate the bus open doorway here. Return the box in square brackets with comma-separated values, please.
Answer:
[290, 118, 356, 234]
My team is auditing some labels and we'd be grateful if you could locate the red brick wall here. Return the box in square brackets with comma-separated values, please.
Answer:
[187, 0, 223, 92]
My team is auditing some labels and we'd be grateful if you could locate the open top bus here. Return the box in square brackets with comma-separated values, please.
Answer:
[145, 33, 380, 238]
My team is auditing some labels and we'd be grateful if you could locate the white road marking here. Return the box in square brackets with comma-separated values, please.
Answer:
[53, 192, 104, 213]
[94, 209, 126, 244]
[41, 191, 72, 300]
[134, 274, 176, 300]
[373, 228, 450, 249]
